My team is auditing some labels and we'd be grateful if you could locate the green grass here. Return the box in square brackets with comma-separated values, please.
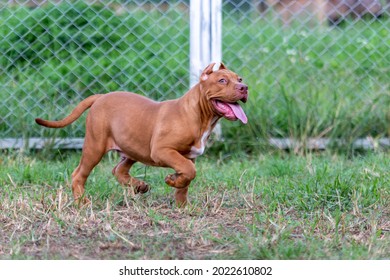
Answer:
[0, 151, 388, 259]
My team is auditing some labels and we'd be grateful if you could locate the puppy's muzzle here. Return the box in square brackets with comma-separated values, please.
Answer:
[236, 83, 248, 103]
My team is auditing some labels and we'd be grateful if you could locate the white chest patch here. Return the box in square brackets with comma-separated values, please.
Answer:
[187, 130, 210, 159]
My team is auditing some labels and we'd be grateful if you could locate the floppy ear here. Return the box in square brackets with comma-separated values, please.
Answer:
[219, 62, 227, 70]
[200, 62, 216, 81]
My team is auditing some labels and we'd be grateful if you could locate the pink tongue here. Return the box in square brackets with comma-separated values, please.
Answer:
[227, 103, 248, 124]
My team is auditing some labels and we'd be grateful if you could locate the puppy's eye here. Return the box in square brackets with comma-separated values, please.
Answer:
[219, 78, 227, 84]
[238, 77, 243, 82]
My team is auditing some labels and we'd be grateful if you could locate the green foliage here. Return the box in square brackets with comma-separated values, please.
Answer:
[0, 3, 389, 151]
[0, 1, 189, 138]
[0, 1, 189, 101]
[1, 2, 120, 68]
[221, 16, 390, 152]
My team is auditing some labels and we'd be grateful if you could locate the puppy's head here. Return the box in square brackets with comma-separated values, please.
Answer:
[200, 62, 248, 124]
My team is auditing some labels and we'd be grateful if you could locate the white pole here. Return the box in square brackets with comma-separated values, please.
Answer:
[190, 0, 223, 139]
[200, 1, 211, 69]
[190, 0, 202, 87]
[190, 0, 222, 87]
[210, 0, 222, 66]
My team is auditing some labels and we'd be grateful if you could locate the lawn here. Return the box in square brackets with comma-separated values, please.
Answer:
[0, 150, 388, 259]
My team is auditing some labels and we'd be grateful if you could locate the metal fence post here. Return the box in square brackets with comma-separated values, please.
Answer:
[190, 0, 223, 138]
[190, 0, 222, 86]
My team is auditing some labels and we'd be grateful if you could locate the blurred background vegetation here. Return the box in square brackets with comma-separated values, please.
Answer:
[0, 0, 389, 153]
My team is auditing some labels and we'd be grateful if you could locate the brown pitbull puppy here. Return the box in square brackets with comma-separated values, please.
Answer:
[35, 62, 248, 206]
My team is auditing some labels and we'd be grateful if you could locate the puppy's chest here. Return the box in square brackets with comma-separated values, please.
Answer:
[186, 130, 211, 159]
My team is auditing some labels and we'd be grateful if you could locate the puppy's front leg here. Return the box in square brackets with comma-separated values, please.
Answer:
[151, 149, 196, 206]
[174, 187, 188, 207]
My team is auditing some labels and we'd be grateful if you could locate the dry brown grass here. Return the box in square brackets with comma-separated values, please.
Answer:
[0, 152, 389, 259]
[0, 185, 253, 259]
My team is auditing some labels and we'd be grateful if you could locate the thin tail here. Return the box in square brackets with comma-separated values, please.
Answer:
[35, 94, 103, 128]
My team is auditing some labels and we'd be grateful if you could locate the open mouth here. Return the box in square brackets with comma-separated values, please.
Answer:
[211, 99, 248, 124]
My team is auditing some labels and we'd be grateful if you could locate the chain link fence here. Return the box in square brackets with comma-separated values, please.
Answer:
[223, 0, 389, 149]
[0, 0, 190, 140]
[1, 0, 389, 150]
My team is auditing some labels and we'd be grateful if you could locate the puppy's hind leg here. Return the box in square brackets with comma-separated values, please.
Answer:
[112, 156, 150, 194]
[72, 143, 105, 205]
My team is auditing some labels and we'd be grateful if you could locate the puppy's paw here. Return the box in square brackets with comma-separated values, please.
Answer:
[135, 181, 150, 194]
[165, 173, 177, 187]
